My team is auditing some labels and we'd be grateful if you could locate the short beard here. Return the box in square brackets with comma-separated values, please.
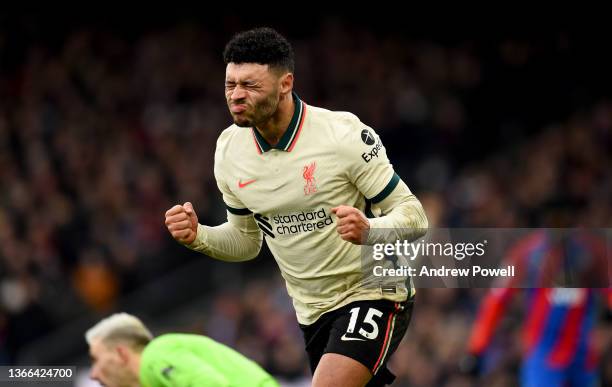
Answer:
[233, 89, 280, 128]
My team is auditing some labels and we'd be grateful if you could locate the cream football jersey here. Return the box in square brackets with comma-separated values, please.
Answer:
[212, 93, 414, 325]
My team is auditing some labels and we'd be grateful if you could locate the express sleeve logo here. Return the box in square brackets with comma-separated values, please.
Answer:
[361, 129, 376, 145]
[361, 129, 383, 163]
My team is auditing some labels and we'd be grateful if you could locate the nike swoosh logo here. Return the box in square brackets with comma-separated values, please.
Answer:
[340, 333, 366, 342]
[238, 179, 256, 188]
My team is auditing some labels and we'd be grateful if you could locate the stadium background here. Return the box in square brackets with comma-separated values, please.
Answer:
[1, 13, 611, 386]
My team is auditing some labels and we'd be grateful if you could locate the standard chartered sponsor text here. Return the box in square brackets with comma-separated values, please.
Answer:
[272, 208, 333, 235]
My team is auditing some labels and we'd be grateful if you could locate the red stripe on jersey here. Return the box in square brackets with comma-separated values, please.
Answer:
[251, 129, 262, 154]
[468, 288, 515, 355]
[287, 103, 307, 152]
[547, 299, 586, 367]
[522, 289, 551, 356]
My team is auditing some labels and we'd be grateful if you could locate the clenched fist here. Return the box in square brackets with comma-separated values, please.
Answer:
[165, 202, 198, 244]
[331, 205, 370, 245]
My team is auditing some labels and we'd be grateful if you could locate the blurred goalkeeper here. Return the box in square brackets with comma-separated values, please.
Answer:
[165, 27, 427, 386]
[86, 313, 278, 387]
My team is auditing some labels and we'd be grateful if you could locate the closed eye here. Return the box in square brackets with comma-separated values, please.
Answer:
[225, 81, 260, 89]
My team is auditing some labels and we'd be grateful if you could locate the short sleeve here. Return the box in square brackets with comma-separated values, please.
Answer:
[214, 131, 252, 216]
[339, 117, 400, 204]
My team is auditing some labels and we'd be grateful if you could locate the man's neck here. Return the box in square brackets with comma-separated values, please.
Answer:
[129, 352, 142, 386]
[255, 93, 295, 147]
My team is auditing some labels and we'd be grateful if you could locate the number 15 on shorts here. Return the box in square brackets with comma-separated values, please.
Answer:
[342, 307, 383, 341]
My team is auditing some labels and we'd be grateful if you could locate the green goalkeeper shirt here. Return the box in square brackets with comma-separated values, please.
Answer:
[139, 333, 278, 387]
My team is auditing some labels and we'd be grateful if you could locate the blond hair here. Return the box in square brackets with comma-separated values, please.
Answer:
[85, 313, 153, 351]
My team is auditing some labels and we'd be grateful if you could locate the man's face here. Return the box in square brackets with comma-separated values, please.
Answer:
[225, 63, 284, 127]
[89, 339, 134, 387]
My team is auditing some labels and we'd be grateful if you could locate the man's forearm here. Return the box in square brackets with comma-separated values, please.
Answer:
[187, 222, 262, 262]
[366, 180, 428, 245]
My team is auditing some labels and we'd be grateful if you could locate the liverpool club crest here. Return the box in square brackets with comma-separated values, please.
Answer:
[303, 161, 317, 195]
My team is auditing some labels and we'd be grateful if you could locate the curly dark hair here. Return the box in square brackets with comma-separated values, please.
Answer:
[223, 27, 294, 72]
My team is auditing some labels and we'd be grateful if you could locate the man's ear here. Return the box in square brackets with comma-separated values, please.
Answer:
[280, 72, 294, 95]
[115, 344, 131, 364]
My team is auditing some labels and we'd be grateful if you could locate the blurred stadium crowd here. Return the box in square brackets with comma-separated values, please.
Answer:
[1, 15, 611, 386]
